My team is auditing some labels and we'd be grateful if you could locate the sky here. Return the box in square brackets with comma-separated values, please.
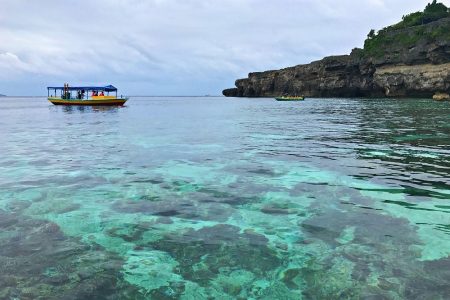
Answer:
[1, 0, 448, 96]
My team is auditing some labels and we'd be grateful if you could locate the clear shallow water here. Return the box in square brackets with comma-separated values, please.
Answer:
[0, 96, 449, 299]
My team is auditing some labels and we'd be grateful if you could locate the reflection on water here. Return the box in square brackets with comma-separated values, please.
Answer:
[58, 105, 122, 114]
[0, 97, 449, 299]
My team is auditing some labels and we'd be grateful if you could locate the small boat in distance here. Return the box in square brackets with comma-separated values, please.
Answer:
[47, 84, 128, 106]
[275, 96, 305, 101]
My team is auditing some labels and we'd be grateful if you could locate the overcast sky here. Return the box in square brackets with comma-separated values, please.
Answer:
[1, 0, 448, 95]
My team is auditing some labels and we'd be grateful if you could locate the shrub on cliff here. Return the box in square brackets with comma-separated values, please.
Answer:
[393, 1, 449, 29]
[423, 0, 449, 23]
[363, 1, 449, 58]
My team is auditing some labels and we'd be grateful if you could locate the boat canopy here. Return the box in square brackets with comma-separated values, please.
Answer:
[47, 85, 117, 92]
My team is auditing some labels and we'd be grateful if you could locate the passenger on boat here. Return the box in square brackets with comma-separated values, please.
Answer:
[100, 91, 104, 96]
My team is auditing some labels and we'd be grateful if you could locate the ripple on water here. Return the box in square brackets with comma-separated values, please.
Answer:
[0, 97, 449, 298]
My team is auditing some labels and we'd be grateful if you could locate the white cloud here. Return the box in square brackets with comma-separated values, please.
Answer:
[0, 52, 32, 74]
[0, 0, 448, 95]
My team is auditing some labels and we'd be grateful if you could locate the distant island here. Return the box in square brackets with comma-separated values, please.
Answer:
[223, 1, 450, 99]
[0, 94, 6, 97]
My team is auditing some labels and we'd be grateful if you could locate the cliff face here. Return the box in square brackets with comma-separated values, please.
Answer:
[374, 63, 450, 97]
[223, 16, 450, 98]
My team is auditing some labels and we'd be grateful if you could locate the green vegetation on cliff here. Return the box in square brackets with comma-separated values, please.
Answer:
[394, 0, 449, 28]
[223, 1, 450, 98]
[363, 1, 450, 58]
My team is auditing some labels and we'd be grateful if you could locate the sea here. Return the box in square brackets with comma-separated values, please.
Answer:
[0, 96, 449, 299]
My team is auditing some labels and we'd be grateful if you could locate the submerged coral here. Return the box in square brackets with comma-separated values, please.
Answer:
[1, 96, 449, 299]
[0, 209, 141, 300]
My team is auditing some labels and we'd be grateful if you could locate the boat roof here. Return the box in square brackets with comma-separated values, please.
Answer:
[47, 85, 117, 91]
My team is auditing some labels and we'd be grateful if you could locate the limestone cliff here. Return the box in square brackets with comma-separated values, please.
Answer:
[223, 5, 450, 98]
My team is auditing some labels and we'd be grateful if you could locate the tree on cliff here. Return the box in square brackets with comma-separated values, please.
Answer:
[423, 0, 449, 23]
[399, 1, 448, 27]
[367, 29, 376, 39]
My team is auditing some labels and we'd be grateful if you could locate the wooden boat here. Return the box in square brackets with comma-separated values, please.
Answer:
[48, 96, 128, 106]
[47, 84, 128, 106]
[275, 96, 305, 101]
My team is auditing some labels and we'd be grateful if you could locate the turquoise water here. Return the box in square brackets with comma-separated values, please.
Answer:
[0, 96, 449, 299]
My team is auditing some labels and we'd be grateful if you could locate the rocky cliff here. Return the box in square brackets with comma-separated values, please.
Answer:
[223, 6, 450, 98]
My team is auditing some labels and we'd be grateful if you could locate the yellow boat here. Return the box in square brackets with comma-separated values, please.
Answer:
[275, 96, 305, 101]
[47, 84, 128, 106]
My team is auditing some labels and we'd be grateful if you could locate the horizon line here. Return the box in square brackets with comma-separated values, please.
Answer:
[1, 95, 225, 98]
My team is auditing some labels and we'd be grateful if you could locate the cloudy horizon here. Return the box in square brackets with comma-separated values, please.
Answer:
[1, 0, 448, 96]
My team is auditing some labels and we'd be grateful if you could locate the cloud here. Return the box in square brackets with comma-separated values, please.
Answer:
[0, 0, 448, 95]
[0, 52, 30, 74]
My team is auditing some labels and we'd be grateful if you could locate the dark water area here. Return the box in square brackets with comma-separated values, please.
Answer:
[0, 96, 449, 299]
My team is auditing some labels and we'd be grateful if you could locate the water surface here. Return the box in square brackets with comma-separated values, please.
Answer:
[0, 97, 449, 299]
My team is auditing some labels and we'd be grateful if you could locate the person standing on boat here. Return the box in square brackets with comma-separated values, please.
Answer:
[100, 91, 104, 96]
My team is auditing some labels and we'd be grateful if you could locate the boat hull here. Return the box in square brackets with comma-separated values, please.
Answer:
[48, 97, 128, 106]
[275, 97, 305, 101]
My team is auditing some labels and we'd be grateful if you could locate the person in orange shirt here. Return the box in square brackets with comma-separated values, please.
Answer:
[100, 91, 104, 96]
